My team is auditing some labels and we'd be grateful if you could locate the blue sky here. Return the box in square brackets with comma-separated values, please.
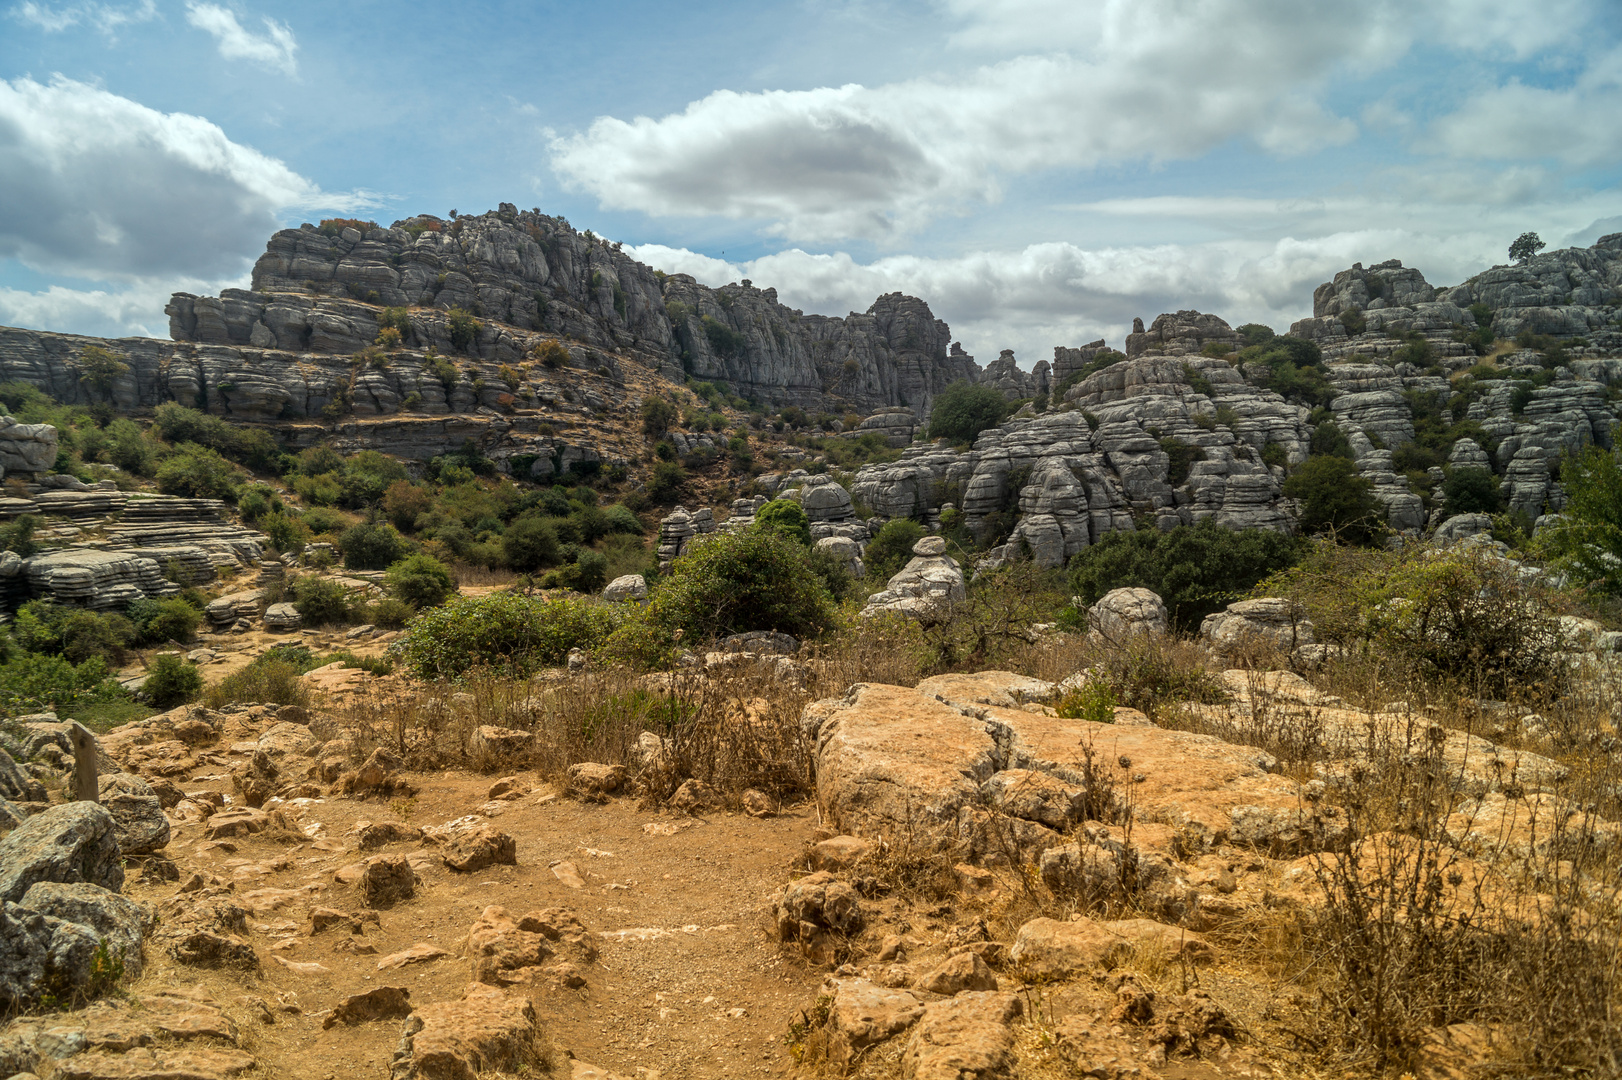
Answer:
[2, 0, 1619, 365]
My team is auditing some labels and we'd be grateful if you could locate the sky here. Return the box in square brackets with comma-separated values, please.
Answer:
[1, 0, 1619, 366]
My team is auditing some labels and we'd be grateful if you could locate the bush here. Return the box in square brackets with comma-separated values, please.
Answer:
[502, 516, 560, 572]
[1282, 455, 1384, 545]
[1068, 519, 1303, 631]
[259, 511, 310, 553]
[1540, 445, 1622, 594]
[646, 461, 686, 502]
[382, 481, 431, 532]
[156, 444, 240, 501]
[446, 307, 481, 352]
[1442, 467, 1501, 515]
[603, 504, 644, 534]
[143, 653, 201, 708]
[128, 596, 202, 645]
[534, 340, 570, 368]
[203, 658, 309, 709]
[61, 611, 135, 665]
[0, 653, 121, 714]
[392, 591, 625, 679]
[385, 553, 457, 608]
[927, 381, 1011, 444]
[338, 522, 409, 570]
[292, 576, 356, 626]
[0, 514, 39, 558]
[650, 528, 835, 640]
[365, 597, 417, 630]
[863, 519, 927, 582]
[755, 499, 811, 546]
[641, 396, 677, 437]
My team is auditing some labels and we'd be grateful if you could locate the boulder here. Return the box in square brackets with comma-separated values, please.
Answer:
[716, 630, 798, 655]
[388, 983, 541, 1080]
[1087, 588, 1167, 641]
[19, 881, 149, 978]
[439, 826, 517, 873]
[799, 475, 854, 522]
[814, 535, 865, 579]
[900, 991, 1023, 1080]
[0, 416, 59, 473]
[601, 574, 648, 603]
[262, 603, 302, 631]
[1009, 916, 1210, 979]
[0, 802, 124, 904]
[821, 978, 926, 1066]
[360, 855, 417, 907]
[1199, 598, 1313, 654]
[861, 536, 966, 620]
[565, 762, 626, 801]
[775, 871, 865, 941]
[915, 951, 998, 996]
[1435, 513, 1494, 543]
[98, 773, 170, 855]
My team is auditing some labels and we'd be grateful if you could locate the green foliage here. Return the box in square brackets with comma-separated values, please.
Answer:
[1067, 518, 1304, 631]
[1539, 446, 1622, 594]
[339, 522, 409, 570]
[650, 528, 835, 640]
[1180, 364, 1214, 397]
[383, 481, 432, 531]
[392, 591, 625, 679]
[603, 503, 644, 534]
[385, 553, 456, 608]
[60, 611, 135, 664]
[77, 344, 129, 394]
[928, 380, 1012, 445]
[143, 653, 201, 708]
[1339, 307, 1366, 336]
[1509, 231, 1546, 264]
[292, 576, 357, 626]
[755, 499, 811, 546]
[1055, 680, 1117, 723]
[83, 418, 155, 475]
[0, 514, 39, 558]
[534, 340, 570, 369]
[0, 652, 122, 715]
[701, 315, 747, 358]
[127, 596, 202, 645]
[156, 444, 240, 501]
[641, 396, 678, 437]
[502, 516, 560, 571]
[1283, 455, 1384, 544]
[1310, 420, 1354, 459]
[203, 656, 310, 709]
[1160, 437, 1207, 486]
[1236, 323, 1275, 347]
[446, 307, 481, 352]
[1442, 468, 1501, 515]
[864, 519, 927, 582]
[150, 403, 281, 471]
[646, 461, 686, 503]
[429, 353, 460, 390]
[260, 511, 310, 553]
[1052, 350, 1127, 399]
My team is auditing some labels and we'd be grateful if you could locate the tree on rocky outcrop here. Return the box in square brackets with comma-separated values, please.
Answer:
[1067, 519, 1302, 631]
[76, 345, 128, 396]
[641, 395, 677, 437]
[755, 500, 811, 546]
[1283, 456, 1384, 545]
[927, 381, 1011, 445]
[1539, 446, 1622, 595]
[1509, 231, 1546, 264]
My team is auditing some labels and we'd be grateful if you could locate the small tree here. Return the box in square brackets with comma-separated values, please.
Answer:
[1509, 232, 1546, 264]
[1540, 446, 1622, 594]
[651, 528, 835, 640]
[446, 307, 481, 352]
[338, 522, 409, 571]
[77, 345, 129, 396]
[641, 396, 677, 437]
[1282, 455, 1385, 545]
[144, 653, 201, 708]
[385, 553, 457, 608]
[927, 381, 1010, 444]
[1441, 468, 1501, 515]
[755, 499, 811, 546]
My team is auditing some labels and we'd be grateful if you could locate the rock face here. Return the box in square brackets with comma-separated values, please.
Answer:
[0, 802, 124, 904]
[0, 416, 58, 475]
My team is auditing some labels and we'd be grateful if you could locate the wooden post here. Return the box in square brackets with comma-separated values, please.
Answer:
[68, 721, 99, 804]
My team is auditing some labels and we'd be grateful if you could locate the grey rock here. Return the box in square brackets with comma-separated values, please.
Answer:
[1087, 588, 1167, 640]
[797, 475, 854, 522]
[0, 416, 58, 474]
[0, 900, 99, 1008]
[1434, 513, 1494, 543]
[262, 602, 302, 631]
[1200, 598, 1313, 653]
[716, 631, 798, 655]
[861, 541, 966, 621]
[19, 881, 148, 978]
[0, 802, 124, 904]
[602, 574, 648, 603]
[97, 775, 170, 855]
[814, 535, 864, 579]
[0, 748, 47, 804]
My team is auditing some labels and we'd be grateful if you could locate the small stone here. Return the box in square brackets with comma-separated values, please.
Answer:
[375, 943, 448, 971]
[359, 855, 416, 907]
[914, 951, 998, 996]
[323, 985, 411, 1029]
[741, 789, 775, 818]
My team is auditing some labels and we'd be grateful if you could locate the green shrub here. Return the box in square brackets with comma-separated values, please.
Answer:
[863, 519, 926, 582]
[302, 507, 347, 536]
[755, 499, 811, 546]
[502, 516, 560, 571]
[0, 514, 39, 558]
[649, 528, 835, 640]
[1282, 455, 1384, 545]
[156, 444, 240, 501]
[384, 553, 456, 608]
[203, 658, 309, 709]
[128, 596, 202, 645]
[260, 511, 310, 553]
[641, 396, 678, 437]
[292, 576, 356, 626]
[1442, 468, 1501, 515]
[0, 653, 122, 714]
[61, 611, 135, 665]
[927, 381, 1011, 444]
[364, 597, 417, 630]
[143, 653, 201, 708]
[392, 591, 625, 679]
[1055, 680, 1117, 723]
[646, 461, 686, 502]
[1539, 446, 1622, 595]
[338, 522, 409, 570]
[1068, 519, 1304, 631]
[1160, 437, 1207, 486]
[446, 307, 481, 352]
[603, 504, 644, 534]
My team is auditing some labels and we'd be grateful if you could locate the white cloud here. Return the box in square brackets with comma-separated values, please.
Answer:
[0, 75, 365, 280]
[552, 0, 1608, 243]
[0, 275, 237, 339]
[185, 2, 298, 75]
[8, 0, 154, 35]
[1430, 43, 1622, 166]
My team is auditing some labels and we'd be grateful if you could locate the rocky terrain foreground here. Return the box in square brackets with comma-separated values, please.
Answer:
[1, 645, 1598, 1080]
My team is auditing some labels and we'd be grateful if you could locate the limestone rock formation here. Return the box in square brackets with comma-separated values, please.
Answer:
[980, 348, 1050, 400]
[1087, 588, 1168, 640]
[860, 537, 966, 620]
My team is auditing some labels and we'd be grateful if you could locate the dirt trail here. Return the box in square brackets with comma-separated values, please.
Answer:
[127, 768, 820, 1079]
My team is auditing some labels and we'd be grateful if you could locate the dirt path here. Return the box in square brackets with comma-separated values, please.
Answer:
[127, 768, 821, 1079]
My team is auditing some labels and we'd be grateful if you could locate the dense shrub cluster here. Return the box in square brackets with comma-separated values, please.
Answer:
[927, 381, 1012, 445]
[393, 591, 626, 679]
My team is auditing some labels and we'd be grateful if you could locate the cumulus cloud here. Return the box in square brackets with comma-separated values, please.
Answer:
[0, 75, 364, 281]
[0, 275, 233, 339]
[1430, 43, 1622, 166]
[553, 0, 1604, 242]
[185, 2, 298, 75]
[8, 0, 154, 35]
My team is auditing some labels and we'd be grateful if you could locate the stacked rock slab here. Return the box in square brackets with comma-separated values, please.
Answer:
[0, 416, 59, 476]
[655, 506, 716, 570]
[860, 536, 965, 619]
